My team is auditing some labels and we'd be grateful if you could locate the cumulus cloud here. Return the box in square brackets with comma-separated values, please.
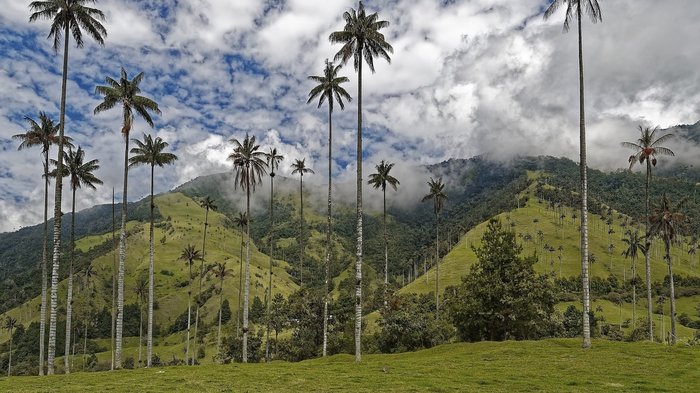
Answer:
[0, 0, 699, 232]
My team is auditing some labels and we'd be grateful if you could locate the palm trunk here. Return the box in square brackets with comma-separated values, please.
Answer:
[354, 56, 364, 363]
[47, 24, 70, 376]
[111, 189, 116, 370]
[435, 211, 440, 320]
[666, 242, 677, 344]
[383, 188, 388, 309]
[115, 125, 130, 369]
[644, 159, 654, 341]
[577, 9, 592, 349]
[138, 299, 143, 367]
[82, 317, 88, 371]
[217, 276, 224, 360]
[194, 207, 209, 366]
[300, 174, 304, 286]
[64, 187, 76, 373]
[237, 233, 243, 338]
[242, 174, 251, 363]
[39, 150, 49, 376]
[7, 330, 12, 377]
[186, 261, 192, 365]
[323, 105, 332, 357]
[147, 165, 155, 367]
[266, 174, 275, 362]
[632, 256, 637, 329]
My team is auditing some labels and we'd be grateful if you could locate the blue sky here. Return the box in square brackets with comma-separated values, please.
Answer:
[1, 0, 699, 232]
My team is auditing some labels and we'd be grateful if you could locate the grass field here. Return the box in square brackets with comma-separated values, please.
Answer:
[1, 339, 698, 392]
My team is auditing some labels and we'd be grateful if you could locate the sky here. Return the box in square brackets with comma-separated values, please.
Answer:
[1, 0, 699, 233]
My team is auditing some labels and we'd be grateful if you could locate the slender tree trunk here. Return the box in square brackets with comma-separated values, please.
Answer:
[7, 330, 12, 377]
[147, 165, 155, 367]
[577, 9, 592, 349]
[138, 299, 142, 367]
[644, 159, 654, 341]
[111, 189, 116, 370]
[237, 233, 243, 338]
[435, 211, 440, 320]
[632, 256, 637, 329]
[266, 174, 275, 362]
[64, 187, 76, 374]
[666, 242, 677, 344]
[323, 105, 332, 357]
[47, 24, 70, 376]
[354, 56, 364, 363]
[82, 317, 87, 371]
[186, 260, 192, 365]
[243, 173, 251, 363]
[39, 150, 49, 376]
[194, 207, 209, 366]
[217, 276, 223, 360]
[115, 121, 131, 368]
[300, 174, 304, 286]
[383, 188, 388, 309]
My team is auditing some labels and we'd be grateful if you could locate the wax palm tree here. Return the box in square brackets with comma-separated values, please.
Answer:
[29, 1, 106, 374]
[330, 0, 392, 363]
[368, 160, 400, 309]
[179, 245, 202, 364]
[94, 68, 161, 368]
[228, 133, 267, 362]
[307, 59, 351, 356]
[622, 125, 674, 341]
[544, 0, 602, 350]
[133, 276, 147, 367]
[127, 133, 177, 367]
[649, 194, 687, 345]
[4, 316, 17, 376]
[232, 212, 248, 338]
[213, 262, 233, 359]
[291, 158, 314, 285]
[621, 230, 647, 329]
[263, 147, 283, 361]
[49, 146, 101, 374]
[422, 177, 447, 319]
[192, 196, 217, 365]
[12, 112, 70, 375]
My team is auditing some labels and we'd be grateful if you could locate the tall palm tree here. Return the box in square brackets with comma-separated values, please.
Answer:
[622, 125, 674, 341]
[128, 133, 177, 367]
[621, 230, 647, 330]
[422, 177, 447, 319]
[368, 160, 400, 309]
[291, 158, 314, 286]
[544, 0, 602, 350]
[232, 212, 248, 338]
[94, 68, 161, 368]
[263, 147, 283, 362]
[649, 194, 687, 345]
[133, 276, 147, 367]
[330, 0, 392, 363]
[192, 196, 217, 365]
[81, 263, 94, 371]
[179, 245, 202, 365]
[12, 112, 70, 375]
[228, 133, 267, 362]
[212, 262, 232, 359]
[4, 316, 17, 377]
[29, 1, 106, 374]
[50, 146, 102, 374]
[307, 59, 351, 357]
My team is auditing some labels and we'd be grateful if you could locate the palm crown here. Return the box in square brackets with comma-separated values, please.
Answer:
[368, 160, 400, 192]
[228, 133, 267, 192]
[94, 68, 161, 136]
[422, 177, 448, 214]
[307, 59, 352, 111]
[29, 0, 107, 52]
[649, 194, 687, 246]
[51, 146, 103, 191]
[329, 1, 393, 72]
[13, 113, 71, 154]
[180, 245, 202, 266]
[622, 126, 675, 171]
[264, 147, 284, 177]
[233, 212, 248, 229]
[213, 262, 232, 281]
[199, 196, 217, 212]
[291, 158, 314, 177]
[621, 230, 647, 260]
[129, 133, 178, 169]
[543, 0, 602, 31]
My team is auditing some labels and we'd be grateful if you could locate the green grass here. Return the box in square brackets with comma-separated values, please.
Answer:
[2, 339, 699, 392]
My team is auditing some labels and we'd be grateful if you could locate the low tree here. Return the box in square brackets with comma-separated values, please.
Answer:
[4, 316, 18, 376]
[448, 219, 557, 341]
[213, 262, 232, 359]
[179, 245, 202, 364]
[621, 230, 647, 330]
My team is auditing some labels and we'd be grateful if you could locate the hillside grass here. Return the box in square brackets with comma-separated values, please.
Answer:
[1, 339, 698, 392]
